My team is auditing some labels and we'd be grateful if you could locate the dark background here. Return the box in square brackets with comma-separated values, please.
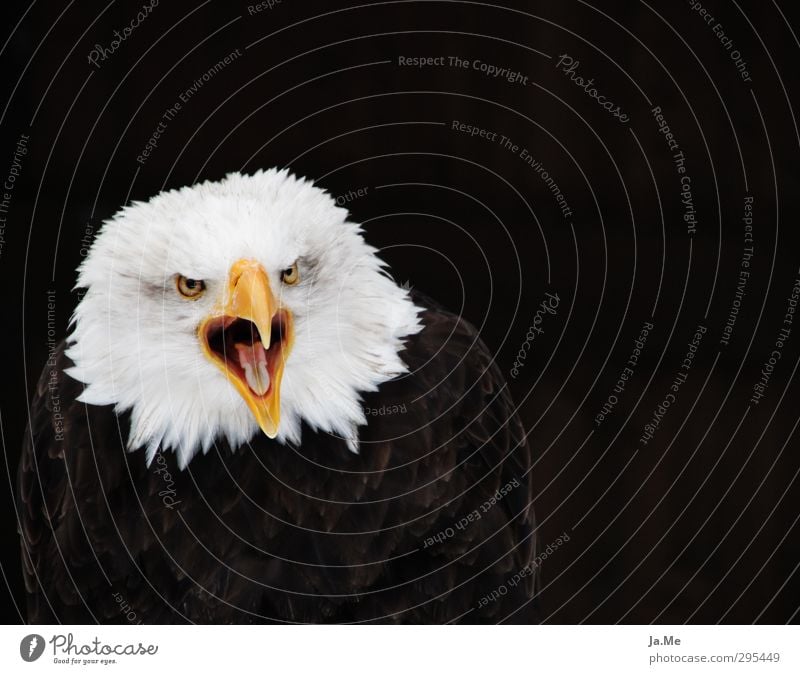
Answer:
[1, 0, 799, 623]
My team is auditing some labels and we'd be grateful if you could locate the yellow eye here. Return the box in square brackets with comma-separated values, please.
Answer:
[176, 275, 206, 299]
[280, 262, 299, 285]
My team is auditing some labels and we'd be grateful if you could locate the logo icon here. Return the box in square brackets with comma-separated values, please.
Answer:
[20, 634, 45, 662]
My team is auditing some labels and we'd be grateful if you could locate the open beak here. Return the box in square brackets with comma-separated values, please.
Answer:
[199, 259, 294, 437]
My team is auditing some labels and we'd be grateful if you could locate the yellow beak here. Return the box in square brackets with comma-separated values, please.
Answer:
[199, 259, 294, 438]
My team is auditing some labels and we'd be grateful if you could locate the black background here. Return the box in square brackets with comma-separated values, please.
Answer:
[1, 0, 799, 623]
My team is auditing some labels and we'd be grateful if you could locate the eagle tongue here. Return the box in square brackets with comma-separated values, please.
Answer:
[234, 342, 270, 396]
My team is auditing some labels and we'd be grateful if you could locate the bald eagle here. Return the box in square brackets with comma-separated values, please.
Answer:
[18, 169, 538, 624]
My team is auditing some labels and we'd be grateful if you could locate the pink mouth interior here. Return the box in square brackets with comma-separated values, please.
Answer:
[205, 315, 288, 398]
[235, 341, 267, 369]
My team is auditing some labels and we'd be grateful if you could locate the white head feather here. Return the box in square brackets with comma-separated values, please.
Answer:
[65, 169, 422, 468]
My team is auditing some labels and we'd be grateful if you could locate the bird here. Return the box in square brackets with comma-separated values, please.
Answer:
[18, 169, 538, 624]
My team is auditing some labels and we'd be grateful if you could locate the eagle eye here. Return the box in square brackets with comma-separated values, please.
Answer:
[176, 275, 206, 299]
[280, 262, 299, 286]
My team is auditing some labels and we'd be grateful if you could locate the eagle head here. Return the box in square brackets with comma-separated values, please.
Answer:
[65, 169, 422, 468]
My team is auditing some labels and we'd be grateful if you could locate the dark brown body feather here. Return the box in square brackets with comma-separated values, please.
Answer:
[18, 295, 538, 623]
